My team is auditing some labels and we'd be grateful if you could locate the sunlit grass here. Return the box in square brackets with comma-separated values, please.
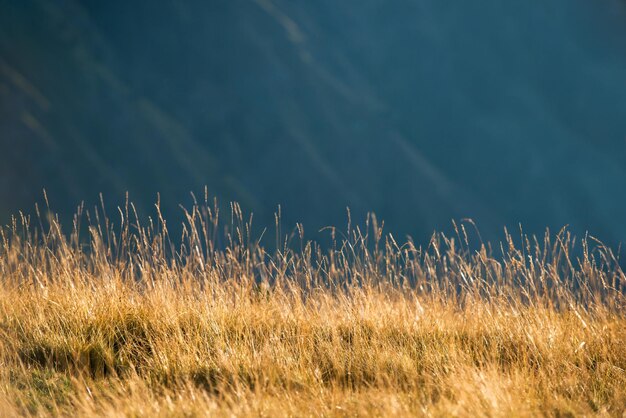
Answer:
[0, 196, 624, 417]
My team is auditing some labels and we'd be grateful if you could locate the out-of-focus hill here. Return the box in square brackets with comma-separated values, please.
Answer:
[2, 0, 626, 245]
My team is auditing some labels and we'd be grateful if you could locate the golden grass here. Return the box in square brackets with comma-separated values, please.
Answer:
[0, 197, 624, 417]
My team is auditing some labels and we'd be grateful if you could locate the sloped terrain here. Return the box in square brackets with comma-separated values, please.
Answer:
[2, 0, 626, 244]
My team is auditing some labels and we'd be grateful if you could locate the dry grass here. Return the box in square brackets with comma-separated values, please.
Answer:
[0, 196, 624, 417]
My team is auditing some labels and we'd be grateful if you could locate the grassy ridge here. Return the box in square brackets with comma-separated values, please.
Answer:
[0, 200, 624, 417]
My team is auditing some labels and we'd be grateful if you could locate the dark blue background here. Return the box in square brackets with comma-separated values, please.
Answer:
[2, 0, 626, 247]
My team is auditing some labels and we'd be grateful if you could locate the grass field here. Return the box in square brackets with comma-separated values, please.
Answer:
[0, 198, 624, 417]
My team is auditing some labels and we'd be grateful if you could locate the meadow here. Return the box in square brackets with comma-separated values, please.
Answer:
[0, 197, 624, 417]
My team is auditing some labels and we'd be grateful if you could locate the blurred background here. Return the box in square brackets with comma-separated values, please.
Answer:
[1, 0, 626, 247]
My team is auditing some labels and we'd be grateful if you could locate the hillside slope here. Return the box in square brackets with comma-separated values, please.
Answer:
[2, 0, 626, 244]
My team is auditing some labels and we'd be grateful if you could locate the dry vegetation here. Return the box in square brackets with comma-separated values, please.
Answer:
[0, 196, 625, 417]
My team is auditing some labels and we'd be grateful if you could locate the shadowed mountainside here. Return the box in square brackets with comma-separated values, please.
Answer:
[2, 0, 626, 245]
